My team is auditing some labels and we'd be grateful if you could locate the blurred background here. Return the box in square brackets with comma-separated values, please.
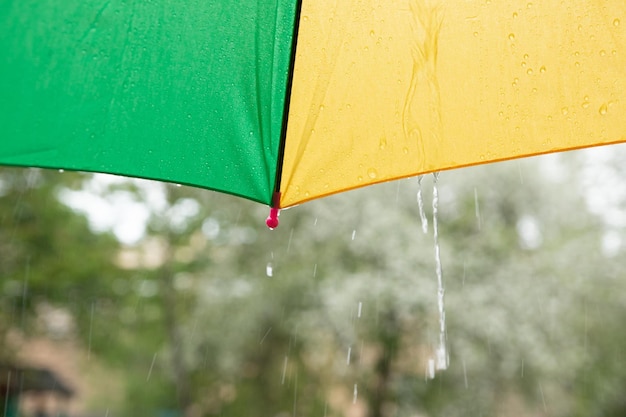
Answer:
[1, 144, 625, 417]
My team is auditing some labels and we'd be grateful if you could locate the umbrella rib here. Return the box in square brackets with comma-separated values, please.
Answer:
[271, 0, 304, 208]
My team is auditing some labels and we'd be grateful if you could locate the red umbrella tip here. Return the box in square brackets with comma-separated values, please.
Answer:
[266, 207, 280, 229]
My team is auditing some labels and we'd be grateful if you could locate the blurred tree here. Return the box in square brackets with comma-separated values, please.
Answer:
[0, 168, 124, 358]
[2, 145, 626, 417]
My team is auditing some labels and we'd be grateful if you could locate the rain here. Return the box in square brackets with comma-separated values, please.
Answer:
[1, 0, 626, 415]
[1, 145, 626, 416]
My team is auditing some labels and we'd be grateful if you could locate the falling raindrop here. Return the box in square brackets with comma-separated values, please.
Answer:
[417, 176, 428, 233]
[357, 301, 362, 318]
[147, 353, 157, 381]
[87, 302, 95, 360]
[432, 172, 448, 371]
[426, 358, 435, 379]
[260, 327, 272, 345]
[281, 356, 288, 384]
[474, 187, 481, 230]
[539, 383, 548, 412]
[266, 262, 273, 277]
[352, 384, 358, 403]
[287, 228, 294, 253]
[462, 359, 468, 388]
[351, 230, 357, 240]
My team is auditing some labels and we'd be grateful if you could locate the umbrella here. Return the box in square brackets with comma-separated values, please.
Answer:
[1, 1, 625, 227]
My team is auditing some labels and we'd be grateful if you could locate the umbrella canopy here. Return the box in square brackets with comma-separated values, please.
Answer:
[1, 1, 625, 212]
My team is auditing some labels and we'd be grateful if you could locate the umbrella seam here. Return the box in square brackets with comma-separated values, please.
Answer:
[271, 0, 304, 208]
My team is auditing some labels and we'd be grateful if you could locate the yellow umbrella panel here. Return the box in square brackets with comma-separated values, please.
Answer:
[278, 0, 626, 208]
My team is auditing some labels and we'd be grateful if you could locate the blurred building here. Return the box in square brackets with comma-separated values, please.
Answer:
[0, 364, 74, 417]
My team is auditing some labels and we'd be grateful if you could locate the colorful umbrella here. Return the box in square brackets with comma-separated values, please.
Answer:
[1, 1, 625, 226]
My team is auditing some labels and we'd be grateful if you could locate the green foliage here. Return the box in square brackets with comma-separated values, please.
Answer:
[2, 146, 626, 416]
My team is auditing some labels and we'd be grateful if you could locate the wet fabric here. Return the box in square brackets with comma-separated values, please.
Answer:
[0, 0, 296, 204]
[280, 0, 626, 207]
[1, 1, 625, 208]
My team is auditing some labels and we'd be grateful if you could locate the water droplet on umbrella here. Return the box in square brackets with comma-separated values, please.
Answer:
[614, 18, 620, 27]
[367, 168, 378, 179]
[508, 33, 515, 41]
[379, 137, 387, 150]
[599, 103, 608, 115]
[561, 107, 569, 115]
[539, 65, 546, 73]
